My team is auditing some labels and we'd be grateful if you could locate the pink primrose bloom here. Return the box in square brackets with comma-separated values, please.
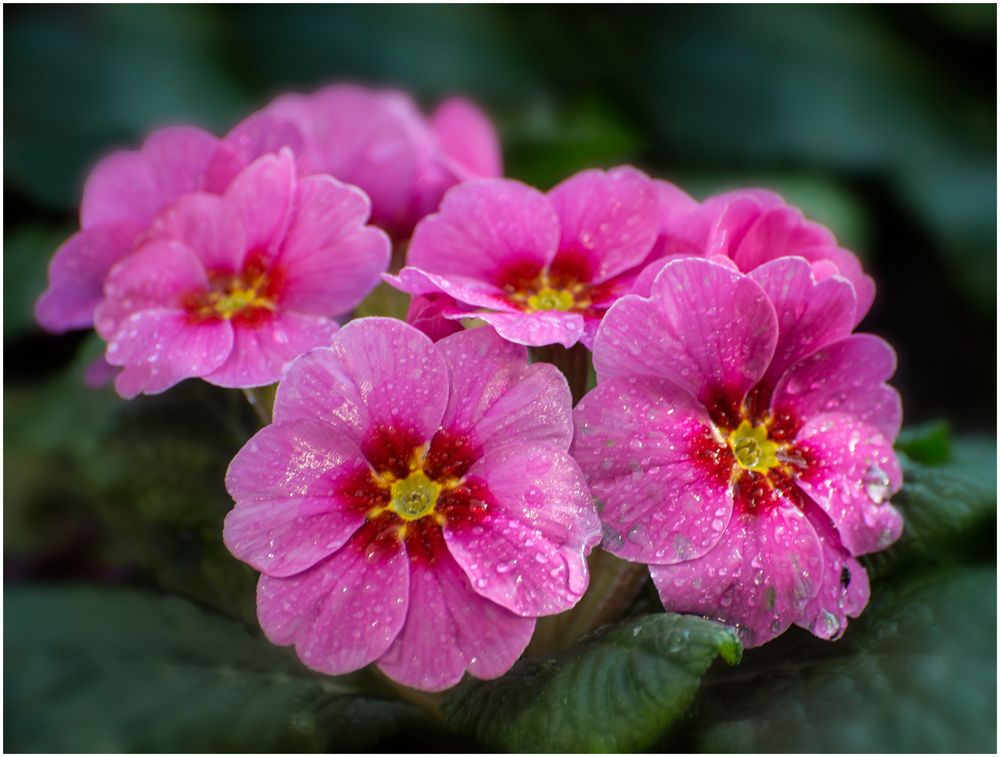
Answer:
[572, 257, 902, 646]
[387, 167, 663, 349]
[406, 294, 465, 342]
[222, 85, 502, 238]
[223, 318, 599, 691]
[637, 184, 875, 325]
[35, 126, 235, 333]
[94, 149, 390, 398]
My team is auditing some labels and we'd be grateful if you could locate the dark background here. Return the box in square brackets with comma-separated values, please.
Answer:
[4, 4, 997, 752]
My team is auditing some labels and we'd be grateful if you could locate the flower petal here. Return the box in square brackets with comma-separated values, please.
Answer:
[276, 175, 390, 315]
[406, 294, 466, 342]
[547, 166, 660, 283]
[795, 412, 904, 556]
[749, 256, 857, 393]
[796, 504, 871, 640]
[388, 267, 517, 313]
[771, 334, 902, 439]
[224, 149, 297, 255]
[436, 327, 573, 451]
[467, 309, 586, 349]
[81, 126, 220, 228]
[407, 178, 559, 283]
[573, 375, 733, 564]
[273, 318, 449, 448]
[594, 258, 778, 408]
[150, 193, 246, 272]
[377, 532, 534, 691]
[224, 418, 373, 576]
[649, 499, 823, 648]
[107, 309, 233, 398]
[35, 224, 139, 332]
[95, 239, 209, 340]
[256, 526, 409, 676]
[205, 314, 339, 389]
[430, 97, 502, 179]
[443, 443, 599, 617]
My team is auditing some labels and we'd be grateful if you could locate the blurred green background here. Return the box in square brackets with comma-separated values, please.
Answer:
[4, 4, 996, 753]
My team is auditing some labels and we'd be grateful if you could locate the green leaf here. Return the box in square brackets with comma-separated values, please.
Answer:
[441, 613, 741, 752]
[4, 586, 428, 752]
[671, 566, 997, 753]
[868, 435, 996, 578]
[895, 420, 952, 465]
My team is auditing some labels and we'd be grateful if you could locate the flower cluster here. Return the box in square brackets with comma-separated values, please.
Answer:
[35, 85, 904, 691]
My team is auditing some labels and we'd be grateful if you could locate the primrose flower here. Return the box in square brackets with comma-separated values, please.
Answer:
[223, 85, 502, 238]
[639, 186, 875, 325]
[35, 126, 231, 333]
[223, 319, 599, 691]
[387, 167, 662, 349]
[573, 257, 902, 646]
[94, 149, 389, 398]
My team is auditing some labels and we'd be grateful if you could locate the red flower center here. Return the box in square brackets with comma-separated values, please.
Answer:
[184, 252, 282, 327]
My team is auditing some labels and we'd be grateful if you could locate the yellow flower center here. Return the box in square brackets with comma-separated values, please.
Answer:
[389, 470, 442, 520]
[526, 286, 576, 312]
[210, 285, 275, 319]
[727, 420, 780, 474]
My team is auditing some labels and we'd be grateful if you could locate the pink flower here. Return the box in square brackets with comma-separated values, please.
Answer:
[406, 294, 465, 342]
[387, 167, 663, 349]
[223, 318, 599, 691]
[94, 149, 390, 398]
[223, 85, 502, 238]
[638, 185, 875, 325]
[35, 126, 233, 333]
[572, 257, 902, 646]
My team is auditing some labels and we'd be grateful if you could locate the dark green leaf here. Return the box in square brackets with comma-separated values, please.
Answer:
[3, 225, 72, 338]
[4, 586, 426, 752]
[441, 613, 741, 752]
[895, 420, 953, 465]
[672, 567, 997, 753]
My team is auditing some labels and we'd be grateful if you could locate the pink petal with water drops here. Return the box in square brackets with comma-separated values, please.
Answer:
[273, 318, 449, 447]
[149, 193, 247, 272]
[406, 294, 465, 342]
[647, 178, 710, 259]
[795, 412, 903, 556]
[376, 541, 534, 691]
[277, 175, 390, 314]
[388, 267, 519, 314]
[308, 85, 431, 235]
[796, 505, 871, 640]
[749, 257, 857, 393]
[594, 258, 778, 406]
[224, 418, 371, 576]
[81, 126, 221, 228]
[107, 309, 233, 398]
[205, 314, 339, 389]
[547, 166, 660, 283]
[771, 334, 902, 440]
[573, 375, 732, 564]
[436, 327, 573, 451]
[224, 149, 296, 254]
[35, 224, 141, 332]
[443, 443, 599, 617]
[256, 528, 409, 676]
[649, 499, 824, 648]
[406, 179, 560, 282]
[95, 239, 209, 340]
[430, 97, 503, 179]
[465, 309, 586, 349]
[218, 108, 308, 183]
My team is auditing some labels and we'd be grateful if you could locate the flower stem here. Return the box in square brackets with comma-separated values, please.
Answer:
[241, 385, 276, 426]
[371, 669, 446, 723]
[530, 342, 592, 405]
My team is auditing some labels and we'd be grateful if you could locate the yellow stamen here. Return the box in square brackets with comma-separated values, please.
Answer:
[389, 470, 442, 521]
[526, 286, 576, 312]
[727, 419, 780, 474]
